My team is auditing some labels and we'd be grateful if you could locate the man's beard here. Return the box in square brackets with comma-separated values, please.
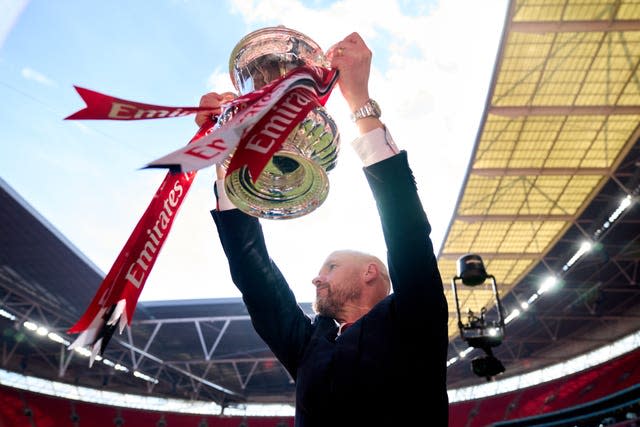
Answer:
[313, 284, 361, 317]
[313, 293, 339, 317]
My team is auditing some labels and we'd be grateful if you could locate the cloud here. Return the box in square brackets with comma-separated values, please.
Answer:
[71, 121, 94, 135]
[21, 67, 57, 87]
[206, 67, 235, 93]
[0, 0, 29, 49]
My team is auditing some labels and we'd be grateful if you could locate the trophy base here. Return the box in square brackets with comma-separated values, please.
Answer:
[225, 151, 329, 220]
[222, 107, 338, 220]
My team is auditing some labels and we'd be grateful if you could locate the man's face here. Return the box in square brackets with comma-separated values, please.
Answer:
[311, 251, 363, 317]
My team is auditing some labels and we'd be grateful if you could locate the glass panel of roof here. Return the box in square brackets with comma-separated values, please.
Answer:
[439, 0, 640, 350]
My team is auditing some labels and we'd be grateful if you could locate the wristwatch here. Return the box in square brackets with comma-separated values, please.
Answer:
[350, 99, 381, 122]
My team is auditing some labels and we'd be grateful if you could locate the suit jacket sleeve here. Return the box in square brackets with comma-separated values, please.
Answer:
[364, 150, 449, 344]
[210, 208, 311, 378]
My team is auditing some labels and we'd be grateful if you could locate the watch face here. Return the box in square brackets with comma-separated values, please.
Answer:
[370, 99, 381, 116]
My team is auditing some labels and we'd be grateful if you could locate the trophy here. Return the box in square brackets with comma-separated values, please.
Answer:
[219, 26, 340, 219]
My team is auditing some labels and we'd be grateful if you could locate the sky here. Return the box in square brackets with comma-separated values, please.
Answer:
[0, 0, 509, 304]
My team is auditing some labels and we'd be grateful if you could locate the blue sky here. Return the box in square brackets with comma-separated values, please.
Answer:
[0, 0, 508, 303]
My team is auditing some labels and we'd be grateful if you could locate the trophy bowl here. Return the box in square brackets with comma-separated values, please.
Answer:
[221, 25, 340, 219]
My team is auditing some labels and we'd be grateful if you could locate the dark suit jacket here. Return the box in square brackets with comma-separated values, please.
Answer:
[212, 151, 449, 427]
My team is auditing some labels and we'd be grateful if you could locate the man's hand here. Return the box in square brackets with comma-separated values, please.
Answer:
[195, 92, 236, 180]
[326, 32, 372, 113]
[327, 32, 382, 135]
[195, 91, 236, 128]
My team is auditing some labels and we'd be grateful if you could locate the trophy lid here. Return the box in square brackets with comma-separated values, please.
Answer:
[228, 25, 328, 94]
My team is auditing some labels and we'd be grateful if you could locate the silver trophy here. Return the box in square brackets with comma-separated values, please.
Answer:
[220, 26, 340, 219]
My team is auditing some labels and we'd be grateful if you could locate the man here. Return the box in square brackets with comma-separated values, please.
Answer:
[198, 32, 449, 427]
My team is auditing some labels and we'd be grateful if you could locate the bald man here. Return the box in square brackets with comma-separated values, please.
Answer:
[203, 32, 448, 427]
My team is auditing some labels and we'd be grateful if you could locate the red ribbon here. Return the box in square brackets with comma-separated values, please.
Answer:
[206, 66, 338, 182]
[142, 66, 339, 177]
[226, 87, 321, 182]
[65, 86, 213, 120]
[65, 66, 338, 357]
[67, 124, 210, 336]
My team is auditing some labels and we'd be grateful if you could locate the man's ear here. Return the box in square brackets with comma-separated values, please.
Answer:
[363, 263, 379, 284]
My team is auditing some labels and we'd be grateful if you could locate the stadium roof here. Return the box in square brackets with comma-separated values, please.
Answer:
[440, 0, 640, 386]
[439, 0, 640, 340]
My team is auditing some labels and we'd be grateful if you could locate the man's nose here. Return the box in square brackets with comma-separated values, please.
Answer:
[312, 276, 323, 287]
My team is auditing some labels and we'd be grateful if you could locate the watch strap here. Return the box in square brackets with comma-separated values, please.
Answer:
[350, 99, 381, 122]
